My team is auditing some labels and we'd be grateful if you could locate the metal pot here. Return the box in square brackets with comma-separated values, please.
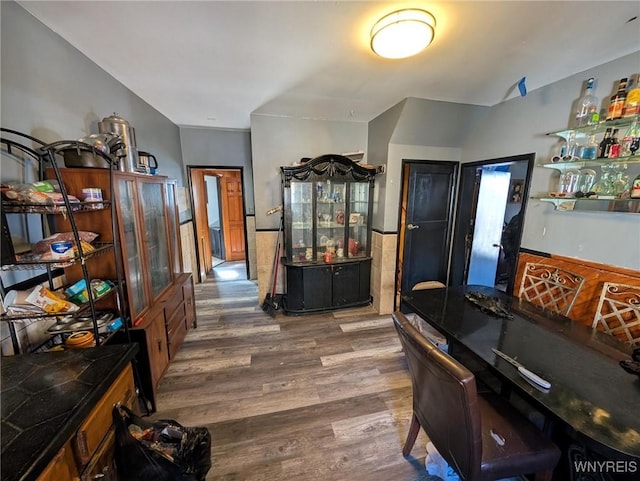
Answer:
[98, 113, 139, 172]
[78, 133, 113, 154]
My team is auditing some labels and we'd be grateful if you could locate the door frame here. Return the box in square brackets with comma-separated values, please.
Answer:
[396, 154, 534, 309]
[450, 153, 535, 295]
[396, 159, 459, 307]
[187, 165, 249, 283]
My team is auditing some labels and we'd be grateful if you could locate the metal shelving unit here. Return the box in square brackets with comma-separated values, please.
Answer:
[1, 129, 128, 354]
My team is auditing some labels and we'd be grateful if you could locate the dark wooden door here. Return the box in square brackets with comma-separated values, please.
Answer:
[399, 161, 458, 294]
[450, 155, 534, 294]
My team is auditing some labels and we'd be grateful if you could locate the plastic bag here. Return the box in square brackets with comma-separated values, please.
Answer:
[425, 442, 460, 481]
[112, 403, 211, 481]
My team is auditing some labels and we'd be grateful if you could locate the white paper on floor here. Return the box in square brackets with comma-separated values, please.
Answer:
[425, 442, 520, 481]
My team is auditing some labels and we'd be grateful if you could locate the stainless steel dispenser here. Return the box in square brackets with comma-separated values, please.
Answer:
[98, 113, 139, 172]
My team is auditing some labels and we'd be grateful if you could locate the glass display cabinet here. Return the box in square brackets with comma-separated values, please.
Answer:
[114, 174, 174, 323]
[280, 154, 379, 314]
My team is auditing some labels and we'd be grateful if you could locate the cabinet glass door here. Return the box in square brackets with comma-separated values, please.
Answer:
[290, 181, 313, 263]
[166, 181, 182, 275]
[348, 182, 369, 258]
[140, 180, 172, 299]
[117, 178, 148, 318]
[316, 180, 346, 260]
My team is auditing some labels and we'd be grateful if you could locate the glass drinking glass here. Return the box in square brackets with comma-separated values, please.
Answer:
[578, 169, 597, 193]
[612, 171, 630, 195]
[591, 169, 615, 196]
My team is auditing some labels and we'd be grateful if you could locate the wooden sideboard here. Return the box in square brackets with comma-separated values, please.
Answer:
[126, 272, 197, 411]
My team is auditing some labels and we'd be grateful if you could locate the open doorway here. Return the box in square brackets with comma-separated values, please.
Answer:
[203, 174, 225, 267]
[396, 154, 533, 306]
[450, 154, 534, 294]
[188, 166, 248, 283]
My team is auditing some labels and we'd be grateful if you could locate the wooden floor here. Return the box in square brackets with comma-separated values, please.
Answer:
[152, 263, 438, 481]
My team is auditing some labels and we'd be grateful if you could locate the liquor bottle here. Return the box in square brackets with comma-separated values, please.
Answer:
[608, 129, 621, 158]
[581, 134, 598, 159]
[606, 78, 628, 121]
[605, 129, 619, 158]
[620, 121, 639, 157]
[623, 74, 640, 118]
[597, 128, 612, 158]
[575, 78, 599, 127]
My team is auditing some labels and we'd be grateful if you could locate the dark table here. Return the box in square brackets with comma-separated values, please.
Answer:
[401, 285, 640, 462]
[1, 343, 139, 481]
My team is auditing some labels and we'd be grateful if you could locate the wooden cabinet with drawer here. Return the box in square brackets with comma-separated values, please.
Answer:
[74, 364, 136, 468]
[36, 363, 136, 481]
[124, 273, 196, 411]
[183, 273, 197, 330]
[165, 273, 197, 360]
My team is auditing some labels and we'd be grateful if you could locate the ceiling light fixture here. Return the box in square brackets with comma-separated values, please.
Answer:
[370, 9, 436, 59]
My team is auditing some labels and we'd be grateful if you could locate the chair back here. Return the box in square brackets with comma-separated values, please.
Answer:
[592, 282, 640, 346]
[392, 311, 482, 479]
[518, 262, 584, 316]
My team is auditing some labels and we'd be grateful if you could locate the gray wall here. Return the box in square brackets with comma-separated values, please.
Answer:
[1, 1, 184, 184]
[367, 100, 406, 232]
[179, 127, 254, 215]
[250, 114, 368, 230]
[462, 51, 640, 270]
[370, 98, 489, 232]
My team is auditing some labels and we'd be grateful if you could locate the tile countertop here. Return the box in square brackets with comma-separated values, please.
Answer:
[1, 343, 139, 481]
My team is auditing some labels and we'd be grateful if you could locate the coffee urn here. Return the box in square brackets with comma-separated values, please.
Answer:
[98, 113, 139, 172]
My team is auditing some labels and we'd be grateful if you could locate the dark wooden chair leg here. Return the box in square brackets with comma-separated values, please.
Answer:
[535, 470, 553, 481]
[402, 412, 421, 456]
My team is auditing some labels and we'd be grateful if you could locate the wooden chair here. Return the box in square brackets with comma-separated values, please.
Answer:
[393, 311, 560, 481]
[592, 282, 640, 347]
[518, 262, 585, 316]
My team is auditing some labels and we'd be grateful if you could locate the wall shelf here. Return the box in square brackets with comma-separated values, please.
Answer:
[531, 196, 640, 213]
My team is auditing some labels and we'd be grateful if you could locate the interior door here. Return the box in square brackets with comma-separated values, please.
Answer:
[219, 171, 246, 261]
[450, 154, 534, 294]
[399, 161, 458, 294]
[466, 169, 510, 286]
[189, 169, 210, 281]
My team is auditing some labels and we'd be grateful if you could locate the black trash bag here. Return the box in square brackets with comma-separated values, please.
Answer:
[112, 403, 212, 481]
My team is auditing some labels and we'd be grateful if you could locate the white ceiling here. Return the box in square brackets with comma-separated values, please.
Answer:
[19, 1, 640, 130]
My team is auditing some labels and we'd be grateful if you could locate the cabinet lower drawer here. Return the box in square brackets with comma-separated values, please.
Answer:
[167, 302, 187, 360]
[36, 442, 78, 481]
[74, 364, 136, 468]
[80, 427, 118, 481]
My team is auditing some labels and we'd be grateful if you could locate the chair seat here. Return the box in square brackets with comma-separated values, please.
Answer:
[478, 392, 560, 481]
